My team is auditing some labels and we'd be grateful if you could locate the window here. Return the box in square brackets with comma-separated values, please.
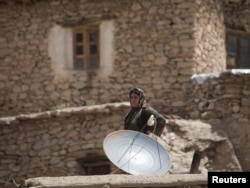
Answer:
[77, 156, 111, 175]
[83, 161, 111, 175]
[226, 32, 250, 69]
[73, 26, 100, 70]
[49, 21, 114, 79]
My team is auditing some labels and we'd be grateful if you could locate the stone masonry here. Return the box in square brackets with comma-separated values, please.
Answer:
[0, 0, 243, 117]
[0, 70, 248, 182]
[0, 0, 250, 187]
[0, 102, 129, 179]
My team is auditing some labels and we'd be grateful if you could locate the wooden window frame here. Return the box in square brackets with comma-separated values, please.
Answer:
[226, 30, 250, 69]
[73, 25, 100, 70]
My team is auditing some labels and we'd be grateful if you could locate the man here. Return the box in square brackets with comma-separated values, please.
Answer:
[124, 87, 166, 136]
[110, 87, 167, 174]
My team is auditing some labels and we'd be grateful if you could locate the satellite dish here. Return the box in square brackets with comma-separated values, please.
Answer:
[103, 130, 171, 175]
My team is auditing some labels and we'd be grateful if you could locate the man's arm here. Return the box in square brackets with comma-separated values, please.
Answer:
[144, 107, 166, 136]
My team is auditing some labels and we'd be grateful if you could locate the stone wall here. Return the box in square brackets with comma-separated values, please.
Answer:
[0, 0, 249, 119]
[0, 0, 250, 186]
[0, 70, 249, 182]
[0, 102, 130, 179]
[0, 0, 230, 117]
[186, 70, 250, 171]
[223, 0, 250, 32]
[194, 0, 226, 73]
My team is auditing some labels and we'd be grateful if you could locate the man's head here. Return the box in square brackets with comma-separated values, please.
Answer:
[129, 87, 145, 108]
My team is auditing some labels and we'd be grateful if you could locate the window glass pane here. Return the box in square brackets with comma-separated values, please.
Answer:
[76, 33, 83, 42]
[76, 46, 84, 55]
[89, 57, 99, 68]
[239, 55, 250, 68]
[240, 59, 249, 68]
[240, 39, 250, 68]
[74, 59, 84, 69]
[240, 38, 249, 48]
[90, 45, 97, 54]
[89, 32, 97, 43]
[240, 49, 248, 56]
[227, 35, 237, 55]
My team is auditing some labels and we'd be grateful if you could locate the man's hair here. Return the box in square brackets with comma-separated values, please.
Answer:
[129, 87, 145, 107]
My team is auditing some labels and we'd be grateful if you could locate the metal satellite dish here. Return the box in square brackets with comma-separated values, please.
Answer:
[103, 130, 171, 175]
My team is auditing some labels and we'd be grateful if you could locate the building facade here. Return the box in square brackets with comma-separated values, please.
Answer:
[0, 0, 249, 117]
[0, 0, 250, 185]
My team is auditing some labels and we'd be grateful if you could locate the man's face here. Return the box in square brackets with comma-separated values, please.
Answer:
[130, 93, 140, 107]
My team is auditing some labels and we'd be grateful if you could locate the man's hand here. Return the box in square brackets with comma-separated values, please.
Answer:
[147, 115, 155, 126]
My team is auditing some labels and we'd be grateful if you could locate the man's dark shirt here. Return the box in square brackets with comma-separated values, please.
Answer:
[124, 107, 166, 136]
